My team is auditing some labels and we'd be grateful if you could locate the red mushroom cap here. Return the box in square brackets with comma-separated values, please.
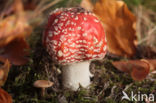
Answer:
[43, 7, 107, 65]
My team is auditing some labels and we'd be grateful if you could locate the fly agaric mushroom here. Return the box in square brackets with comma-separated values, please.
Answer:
[33, 80, 53, 97]
[43, 7, 107, 91]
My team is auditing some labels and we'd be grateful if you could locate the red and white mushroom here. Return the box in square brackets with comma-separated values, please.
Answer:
[43, 7, 107, 91]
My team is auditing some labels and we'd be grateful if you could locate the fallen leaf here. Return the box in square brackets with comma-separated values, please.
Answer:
[0, 13, 31, 47]
[130, 61, 150, 81]
[0, 88, 12, 103]
[112, 60, 150, 81]
[81, 0, 137, 57]
[141, 59, 156, 71]
[149, 60, 156, 70]
[0, 38, 29, 65]
[0, 0, 23, 19]
[0, 0, 32, 65]
[94, 0, 137, 57]
[0, 60, 11, 87]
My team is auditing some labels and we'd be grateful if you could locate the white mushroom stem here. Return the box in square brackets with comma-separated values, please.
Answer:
[62, 61, 93, 91]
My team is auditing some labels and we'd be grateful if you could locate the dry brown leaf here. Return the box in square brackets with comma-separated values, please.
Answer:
[0, 60, 11, 87]
[0, 0, 32, 65]
[0, 0, 23, 18]
[130, 61, 150, 81]
[141, 59, 156, 71]
[0, 88, 12, 103]
[81, 0, 137, 57]
[94, 0, 137, 57]
[0, 38, 29, 65]
[112, 60, 151, 81]
[149, 60, 156, 70]
[0, 13, 31, 47]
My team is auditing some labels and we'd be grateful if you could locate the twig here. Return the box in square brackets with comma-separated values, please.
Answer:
[124, 83, 133, 91]
[45, 64, 51, 80]
[105, 85, 117, 99]
[141, 10, 156, 27]
[34, 0, 47, 14]
[138, 26, 156, 44]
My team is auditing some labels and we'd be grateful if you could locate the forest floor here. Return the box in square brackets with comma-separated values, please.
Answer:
[2, 0, 156, 103]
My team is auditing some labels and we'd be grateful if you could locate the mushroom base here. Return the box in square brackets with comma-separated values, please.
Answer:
[62, 61, 92, 91]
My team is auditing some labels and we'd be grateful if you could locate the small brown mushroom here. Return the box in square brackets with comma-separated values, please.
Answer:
[33, 80, 53, 97]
